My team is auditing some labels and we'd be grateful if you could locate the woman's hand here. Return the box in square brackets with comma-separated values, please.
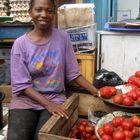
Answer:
[45, 102, 69, 119]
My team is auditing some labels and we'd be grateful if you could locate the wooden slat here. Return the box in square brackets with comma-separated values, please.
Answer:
[57, 107, 78, 136]
[39, 133, 77, 140]
[39, 93, 79, 137]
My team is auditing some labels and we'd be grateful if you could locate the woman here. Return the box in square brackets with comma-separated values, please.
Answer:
[7, 0, 98, 140]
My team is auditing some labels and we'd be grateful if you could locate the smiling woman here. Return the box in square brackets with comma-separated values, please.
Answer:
[7, 0, 98, 140]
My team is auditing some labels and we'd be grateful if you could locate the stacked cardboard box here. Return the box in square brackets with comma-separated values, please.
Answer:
[57, 3, 96, 53]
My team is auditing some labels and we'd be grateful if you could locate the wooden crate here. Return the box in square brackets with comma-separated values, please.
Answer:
[76, 53, 95, 84]
[39, 94, 79, 140]
[39, 93, 117, 140]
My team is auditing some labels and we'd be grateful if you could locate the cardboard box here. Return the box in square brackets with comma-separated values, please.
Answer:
[57, 4, 95, 28]
[66, 25, 96, 52]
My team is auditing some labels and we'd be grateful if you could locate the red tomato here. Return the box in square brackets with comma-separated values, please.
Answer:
[132, 127, 139, 137]
[81, 131, 86, 138]
[137, 97, 140, 105]
[123, 130, 133, 139]
[127, 90, 138, 100]
[123, 97, 134, 106]
[85, 125, 94, 134]
[78, 124, 85, 132]
[135, 70, 140, 78]
[71, 129, 79, 135]
[91, 135, 98, 140]
[113, 94, 124, 105]
[131, 115, 140, 126]
[97, 127, 104, 136]
[116, 126, 124, 131]
[102, 134, 112, 140]
[70, 133, 76, 138]
[100, 87, 112, 98]
[121, 120, 134, 131]
[103, 123, 114, 135]
[80, 120, 88, 126]
[110, 87, 117, 96]
[112, 131, 125, 140]
[112, 116, 125, 127]
[85, 133, 92, 139]
[101, 86, 117, 97]
[128, 76, 140, 85]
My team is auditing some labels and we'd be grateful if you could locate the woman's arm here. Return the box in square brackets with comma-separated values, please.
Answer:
[24, 87, 68, 118]
[73, 75, 98, 96]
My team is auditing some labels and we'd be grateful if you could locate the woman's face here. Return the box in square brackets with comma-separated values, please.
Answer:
[29, 0, 55, 30]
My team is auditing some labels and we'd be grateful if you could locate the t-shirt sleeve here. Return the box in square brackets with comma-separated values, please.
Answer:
[65, 33, 81, 82]
[11, 39, 33, 95]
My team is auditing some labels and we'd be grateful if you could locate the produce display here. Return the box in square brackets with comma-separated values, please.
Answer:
[95, 111, 140, 140]
[98, 70, 140, 109]
[70, 119, 98, 140]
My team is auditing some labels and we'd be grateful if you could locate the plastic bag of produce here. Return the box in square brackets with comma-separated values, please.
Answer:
[94, 69, 125, 88]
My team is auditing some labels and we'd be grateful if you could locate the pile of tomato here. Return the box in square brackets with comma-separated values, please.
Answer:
[97, 115, 140, 140]
[99, 70, 140, 107]
[70, 120, 98, 140]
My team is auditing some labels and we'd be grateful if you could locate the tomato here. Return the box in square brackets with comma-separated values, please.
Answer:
[91, 135, 98, 140]
[81, 131, 86, 138]
[122, 93, 129, 98]
[100, 87, 112, 98]
[128, 76, 140, 85]
[116, 126, 124, 131]
[80, 120, 88, 126]
[85, 133, 92, 139]
[123, 97, 134, 106]
[102, 134, 112, 140]
[137, 97, 140, 105]
[121, 120, 134, 131]
[85, 125, 94, 134]
[127, 90, 138, 100]
[71, 129, 79, 135]
[135, 70, 140, 78]
[109, 87, 117, 96]
[78, 124, 85, 132]
[103, 123, 114, 135]
[112, 131, 125, 140]
[97, 127, 104, 136]
[70, 133, 76, 138]
[131, 115, 140, 126]
[113, 94, 123, 105]
[112, 116, 125, 127]
[132, 127, 139, 137]
[123, 130, 133, 139]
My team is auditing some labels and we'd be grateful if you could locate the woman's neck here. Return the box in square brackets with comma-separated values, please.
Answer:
[27, 28, 53, 44]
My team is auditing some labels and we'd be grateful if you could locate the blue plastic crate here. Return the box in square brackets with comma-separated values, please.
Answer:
[0, 24, 33, 39]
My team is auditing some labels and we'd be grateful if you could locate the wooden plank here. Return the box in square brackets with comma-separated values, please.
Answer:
[39, 93, 79, 136]
[57, 107, 78, 136]
[39, 133, 77, 140]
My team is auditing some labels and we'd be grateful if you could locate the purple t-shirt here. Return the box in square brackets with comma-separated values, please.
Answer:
[9, 28, 81, 110]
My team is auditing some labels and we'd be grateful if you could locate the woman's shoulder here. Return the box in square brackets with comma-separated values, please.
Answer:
[14, 34, 27, 43]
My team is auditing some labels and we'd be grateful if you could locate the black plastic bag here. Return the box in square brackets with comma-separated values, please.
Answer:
[94, 69, 125, 89]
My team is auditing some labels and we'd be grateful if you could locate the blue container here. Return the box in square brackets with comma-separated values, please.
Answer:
[0, 24, 33, 39]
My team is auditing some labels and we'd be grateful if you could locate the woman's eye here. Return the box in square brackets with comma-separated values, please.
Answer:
[35, 8, 42, 12]
[47, 9, 54, 14]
